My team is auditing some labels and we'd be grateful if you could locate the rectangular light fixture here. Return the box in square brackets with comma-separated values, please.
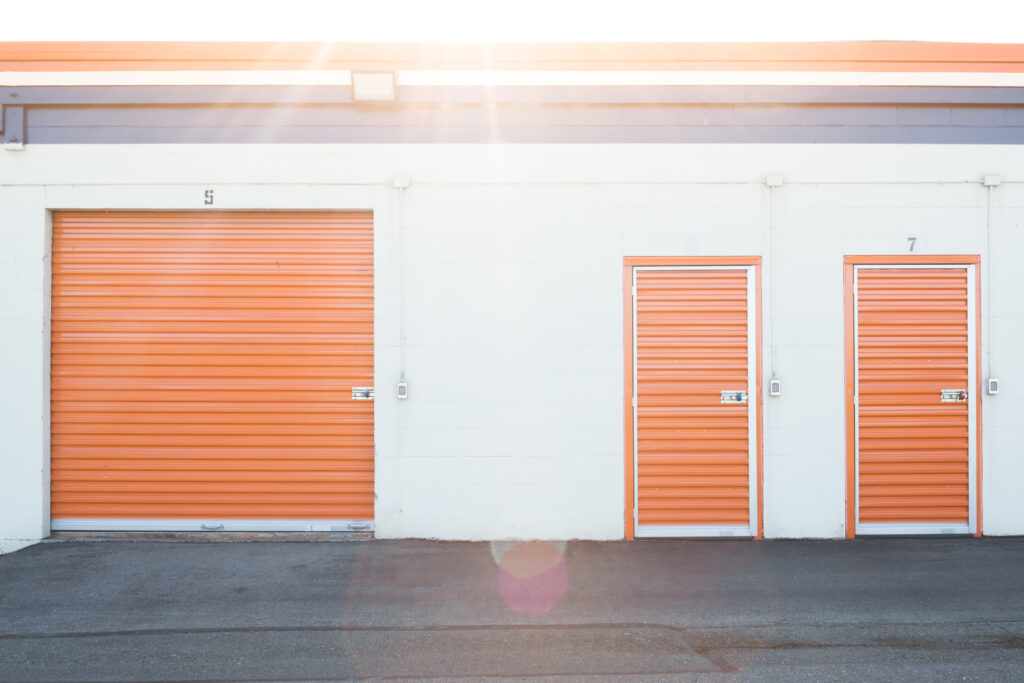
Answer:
[352, 72, 396, 101]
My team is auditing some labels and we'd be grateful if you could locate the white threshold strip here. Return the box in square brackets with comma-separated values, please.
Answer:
[636, 525, 752, 539]
[856, 523, 971, 536]
[51, 519, 374, 533]
[5, 70, 1024, 88]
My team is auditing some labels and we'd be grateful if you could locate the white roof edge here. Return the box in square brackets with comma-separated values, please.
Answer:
[3, 70, 1024, 88]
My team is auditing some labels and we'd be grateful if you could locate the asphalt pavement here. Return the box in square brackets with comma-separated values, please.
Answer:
[2, 537, 1024, 681]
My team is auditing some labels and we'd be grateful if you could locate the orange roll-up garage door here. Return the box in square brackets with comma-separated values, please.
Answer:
[855, 265, 976, 535]
[50, 212, 374, 532]
[633, 266, 758, 538]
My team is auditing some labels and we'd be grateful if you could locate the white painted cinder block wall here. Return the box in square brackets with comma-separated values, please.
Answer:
[1, 144, 1022, 550]
[0, 183, 50, 554]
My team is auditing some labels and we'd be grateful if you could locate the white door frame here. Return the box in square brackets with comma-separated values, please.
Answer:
[633, 265, 758, 538]
[853, 263, 977, 536]
[47, 206, 380, 535]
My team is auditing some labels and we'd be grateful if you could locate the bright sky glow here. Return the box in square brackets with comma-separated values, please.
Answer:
[4, 0, 1024, 43]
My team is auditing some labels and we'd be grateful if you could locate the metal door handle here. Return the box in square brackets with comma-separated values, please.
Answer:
[940, 389, 968, 403]
[351, 387, 374, 400]
[721, 390, 748, 404]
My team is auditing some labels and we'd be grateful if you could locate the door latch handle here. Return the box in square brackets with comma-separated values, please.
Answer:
[351, 387, 374, 400]
[721, 390, 748, 404]
[940, 389, 968, 403]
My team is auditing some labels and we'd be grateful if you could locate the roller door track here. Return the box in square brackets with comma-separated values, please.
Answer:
[50, 212, 374, 532]
[627, 262, 761, 538]
[850, 261, 979, 536]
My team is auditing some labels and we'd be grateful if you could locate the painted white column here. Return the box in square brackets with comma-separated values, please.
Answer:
[0, 185, 49, 553]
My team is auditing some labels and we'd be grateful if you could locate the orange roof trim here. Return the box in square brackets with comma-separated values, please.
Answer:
[2, 41, 1024, 72]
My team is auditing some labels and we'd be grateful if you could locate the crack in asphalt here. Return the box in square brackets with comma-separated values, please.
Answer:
[5, 621, 1024, 681]
[2, 619, 1023, 644]
[1, 622, 682, 640]
[47, 675, 723, 683]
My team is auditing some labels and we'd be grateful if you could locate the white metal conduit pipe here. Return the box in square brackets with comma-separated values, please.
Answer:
[765, 175, 783, 397]
[394, 176, 411, 399]
[983, 175, 1001, 395]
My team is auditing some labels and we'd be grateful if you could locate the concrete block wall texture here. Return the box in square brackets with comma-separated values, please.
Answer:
[0, 186, 50, 552]
[1, 144, 1023, 550]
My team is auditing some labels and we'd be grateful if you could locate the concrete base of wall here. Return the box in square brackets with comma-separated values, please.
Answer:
[1, 538, 40, 554]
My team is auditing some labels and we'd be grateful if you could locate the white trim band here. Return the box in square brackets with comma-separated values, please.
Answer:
[6, 70, 1024, 88]
[398, 70, 1024, 88]
[0, 70, 354, 86]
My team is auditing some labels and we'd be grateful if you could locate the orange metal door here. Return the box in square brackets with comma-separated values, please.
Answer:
[633, 267, 757, 537]
[855, 266, 976, 535]
[50, 212, 374, 531]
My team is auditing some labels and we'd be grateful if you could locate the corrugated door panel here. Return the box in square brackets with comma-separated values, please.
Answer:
[857, 268, 969, 525]
[51, 211, 373, 521]
[635, 269, 750, 528]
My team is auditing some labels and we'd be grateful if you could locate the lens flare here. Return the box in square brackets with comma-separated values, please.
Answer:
[491, 540, 568, 614]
